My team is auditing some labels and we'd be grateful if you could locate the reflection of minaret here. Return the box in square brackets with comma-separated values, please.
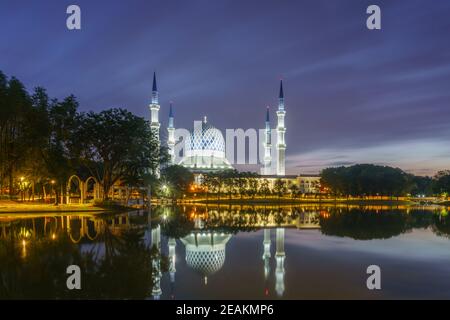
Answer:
[168, 237, 176, 298]
[262, 228, 271, 296]
[262, 229, 271, 279]
[275, 228, 285, 297]
[151, 225, 162, 300]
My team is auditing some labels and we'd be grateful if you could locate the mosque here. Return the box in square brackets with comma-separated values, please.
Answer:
[148, 72, 321, 193]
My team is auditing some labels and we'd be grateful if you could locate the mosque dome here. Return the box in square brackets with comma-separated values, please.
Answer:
[178, 118, 232, 171]
[181, 232, 231, 278]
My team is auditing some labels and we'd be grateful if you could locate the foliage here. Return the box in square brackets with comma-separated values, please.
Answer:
[0, 71, 165, 201]
[320, 164, 414, 197]
[160, 165, 194, 199]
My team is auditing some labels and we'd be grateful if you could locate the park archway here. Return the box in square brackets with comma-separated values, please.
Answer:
[84, 176, 101, 203]
[66, 175, 83, 204]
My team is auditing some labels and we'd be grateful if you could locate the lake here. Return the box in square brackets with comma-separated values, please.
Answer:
[1, 204, 450, 299]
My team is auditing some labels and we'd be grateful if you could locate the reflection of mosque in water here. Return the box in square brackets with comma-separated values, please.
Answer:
[0, 207, 321, 299]
[149, 207, 321, 299]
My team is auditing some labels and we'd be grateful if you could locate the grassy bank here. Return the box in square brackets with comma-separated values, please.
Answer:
[0, 200, 135, 214]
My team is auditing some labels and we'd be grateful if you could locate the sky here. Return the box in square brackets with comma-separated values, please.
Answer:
[1, 0, 450, 176]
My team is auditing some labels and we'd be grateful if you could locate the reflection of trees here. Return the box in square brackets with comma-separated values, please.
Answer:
[0, 228, 166, 299]
[318, 208, 450, 240]
[432, 212, 450, 238]
[161, 207, 195, 239]
[319, 208, 412, 240]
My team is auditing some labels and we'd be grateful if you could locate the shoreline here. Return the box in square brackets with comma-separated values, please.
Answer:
[180, 198, 419, 206]
[1, 198, 447, 214]
[0, 201, 136, 214]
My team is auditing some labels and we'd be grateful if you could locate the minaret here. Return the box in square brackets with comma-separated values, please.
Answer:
[149, 72, 161, 177]
[276, 80, 286, 176]
[167, 102, 175, 165]
[262, 107, 272, 175]
[262, 229, 271, 279]
[151, 224, 162, 299]
[168, 237, 177, 298]
[275, 228, 285, 297]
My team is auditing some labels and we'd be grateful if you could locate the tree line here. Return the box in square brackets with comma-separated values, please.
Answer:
[320, 164, 450, 198]
[201, 169, 299, 200]
[0, 70, 165, 202]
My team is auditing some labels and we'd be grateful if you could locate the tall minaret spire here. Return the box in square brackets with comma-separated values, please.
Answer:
[150, 71, 161, 177]
[261, 106, 272, 175]
[276, 79, 286, 176]
[167, 102, 175, 165]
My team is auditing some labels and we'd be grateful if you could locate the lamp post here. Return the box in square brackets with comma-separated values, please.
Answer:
[20, 176, 25, 202]
[51, 180, 56, 205]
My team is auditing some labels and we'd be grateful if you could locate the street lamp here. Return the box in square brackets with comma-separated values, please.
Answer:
[19, 176, 25, 202]
[51, 180, 56, 205]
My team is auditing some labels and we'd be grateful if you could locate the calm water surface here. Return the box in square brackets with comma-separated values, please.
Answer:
[1, 205, 450, 299]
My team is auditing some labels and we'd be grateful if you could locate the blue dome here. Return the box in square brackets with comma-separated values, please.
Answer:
[186, 122, 225, 154]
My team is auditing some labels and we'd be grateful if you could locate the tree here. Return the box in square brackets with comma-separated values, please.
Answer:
[160, 165, 194, 199]
[247, 173, 259, 199]
[75, 108, 164, 200]
[235, 172, 248, 199]
[288, 183, 299, 198]
[433, 171, 450, 196]
[259, 179, 270, 199]
[0, 76, 33, 198]
[410, 175, 433, 197]
[320, 164, 413, 198]
[273, 179, 287, 199]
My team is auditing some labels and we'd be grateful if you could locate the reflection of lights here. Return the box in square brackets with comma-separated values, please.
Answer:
[22, 239, 26, 247]
[19, 228, 31, 238]
[52, 233, 56, 240]
[20, 176, 25, 182]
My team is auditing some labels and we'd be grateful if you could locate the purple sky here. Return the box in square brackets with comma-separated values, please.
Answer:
[1, 0, 450, 175]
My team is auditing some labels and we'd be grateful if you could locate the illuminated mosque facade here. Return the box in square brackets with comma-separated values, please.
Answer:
[149, 72, 286, 176]
[148, 72, 320, 192]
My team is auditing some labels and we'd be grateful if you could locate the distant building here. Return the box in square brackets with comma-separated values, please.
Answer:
[297, 175, 321, 194]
